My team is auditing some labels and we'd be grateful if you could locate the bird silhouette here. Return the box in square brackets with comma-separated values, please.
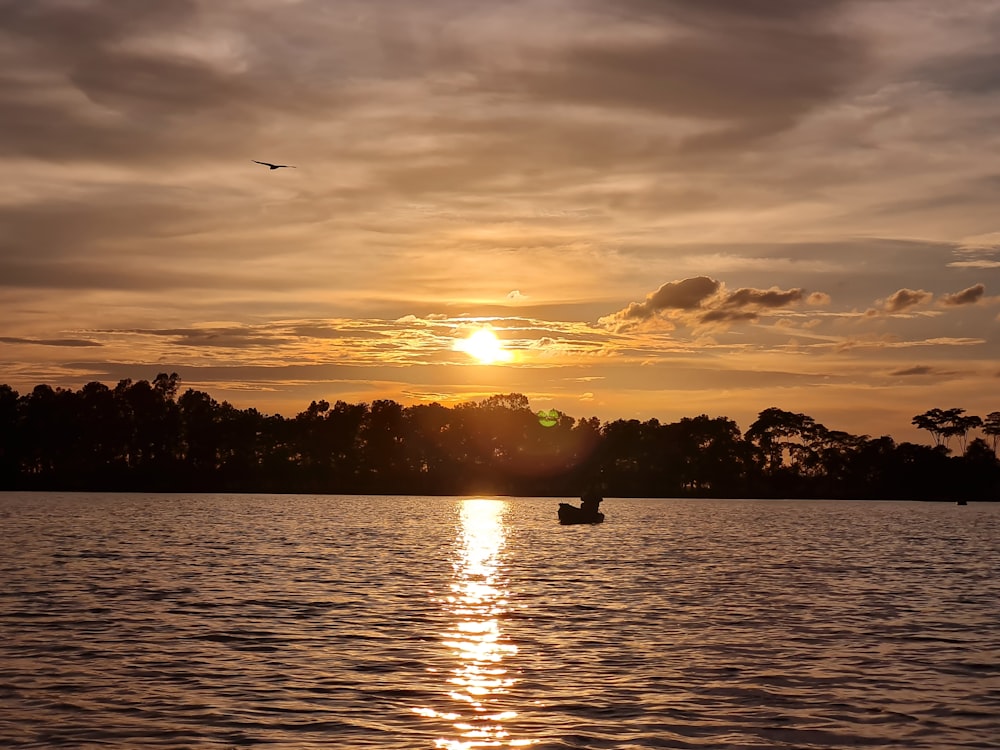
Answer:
[253, 160, 296, 170]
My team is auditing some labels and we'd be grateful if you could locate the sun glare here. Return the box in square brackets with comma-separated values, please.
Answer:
[454, 328, 512, 364]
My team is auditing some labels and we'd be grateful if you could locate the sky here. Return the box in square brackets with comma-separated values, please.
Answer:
[1, 0, 998, 443]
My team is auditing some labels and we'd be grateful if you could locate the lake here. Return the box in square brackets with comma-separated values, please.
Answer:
[0, 493, 997, 749]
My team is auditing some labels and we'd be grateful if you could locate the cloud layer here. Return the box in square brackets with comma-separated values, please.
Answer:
[1, 0, 998, 441]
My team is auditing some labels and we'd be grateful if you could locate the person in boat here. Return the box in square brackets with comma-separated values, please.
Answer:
[579, 488, 603, 515]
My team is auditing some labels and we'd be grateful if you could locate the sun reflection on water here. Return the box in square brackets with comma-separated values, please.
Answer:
[415, 498, 534, 748]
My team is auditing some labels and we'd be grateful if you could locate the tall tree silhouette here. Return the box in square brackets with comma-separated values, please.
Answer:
[983, 412, 1000, 455]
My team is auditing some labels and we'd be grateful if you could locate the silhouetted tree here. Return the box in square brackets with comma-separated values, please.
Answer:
[360, 399, 407, 492]
[801, 428, 870, 497]
[745, 408, 818, 471]
[404, 402, 457, 493]
[0, 385, 20, 485]
[598, 418, 663, 496]
[666, 415, 748, 496]
[957, 438, 1000, 500]
[178, 388, 224, 487]
[847, 435, 898, 499]
[76, 380, 131, 486]
[219, 404, 275, 491]
[912, 408, 949, 448]
[114, 376, 182, 483]
[889, 441, 953, 500]
[948, 411, 983, 454]
[323, 400, 368, 492]
[744, 407, 825, 495]
[20, 385, 74, 482]
[912, 407, 982, 453]
[563, 415, 603, 494]
[983, 412, 1000, 455]
[292, 399, 333, 491]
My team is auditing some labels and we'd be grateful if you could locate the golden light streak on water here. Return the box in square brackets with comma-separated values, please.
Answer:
[420, 498, 533, 749]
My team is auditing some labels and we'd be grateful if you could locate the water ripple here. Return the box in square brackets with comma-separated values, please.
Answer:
[0, 493, 997, 748]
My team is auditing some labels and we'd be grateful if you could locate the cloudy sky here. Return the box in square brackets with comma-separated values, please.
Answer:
[2, 0, 998, 441]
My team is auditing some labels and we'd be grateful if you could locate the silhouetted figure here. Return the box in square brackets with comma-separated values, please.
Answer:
[253, 160, 296, 170]
[580, 488, 602, 514]
[558, 488, 604, 525]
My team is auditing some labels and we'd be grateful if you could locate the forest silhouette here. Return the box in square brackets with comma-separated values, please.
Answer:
[1, 373, 997, 500]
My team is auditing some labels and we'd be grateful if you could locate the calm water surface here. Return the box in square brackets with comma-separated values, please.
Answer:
[0, 493, 997, 749]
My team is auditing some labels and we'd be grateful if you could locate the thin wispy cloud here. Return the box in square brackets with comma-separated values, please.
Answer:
[888, 365, 947, 377]
[0, 336, 102, 348]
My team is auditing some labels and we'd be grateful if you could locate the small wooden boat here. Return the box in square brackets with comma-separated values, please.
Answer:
[558, 502, 605, 525]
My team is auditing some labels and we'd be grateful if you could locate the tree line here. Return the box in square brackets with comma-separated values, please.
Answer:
[1, 374, 997, 500]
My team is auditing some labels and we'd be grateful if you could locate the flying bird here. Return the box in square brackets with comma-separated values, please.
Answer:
[253, 160, 296, 170]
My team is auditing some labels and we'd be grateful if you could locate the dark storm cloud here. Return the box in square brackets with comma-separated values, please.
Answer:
[939, 284, 985, 306]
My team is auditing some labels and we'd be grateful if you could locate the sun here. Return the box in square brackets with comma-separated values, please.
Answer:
[454, 327, 512, 364]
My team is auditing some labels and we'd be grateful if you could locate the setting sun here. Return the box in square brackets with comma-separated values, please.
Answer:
[454, 328, 512, 364]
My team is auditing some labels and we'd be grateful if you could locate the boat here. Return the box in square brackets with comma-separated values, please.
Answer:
[558, 491, 605, 525]
[558, 502, 605, 524]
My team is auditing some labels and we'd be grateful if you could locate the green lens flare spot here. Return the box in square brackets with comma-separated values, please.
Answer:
[537, 409, 559, 427]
